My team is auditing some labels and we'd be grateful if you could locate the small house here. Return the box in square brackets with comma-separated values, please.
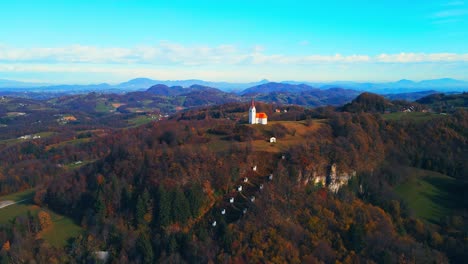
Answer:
[270, 137, 276, 143]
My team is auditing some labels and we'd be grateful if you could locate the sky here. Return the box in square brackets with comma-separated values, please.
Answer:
[0, 0, 467, 84]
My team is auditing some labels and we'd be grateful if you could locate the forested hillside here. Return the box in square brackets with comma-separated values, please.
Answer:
[0, 94, 466, 263]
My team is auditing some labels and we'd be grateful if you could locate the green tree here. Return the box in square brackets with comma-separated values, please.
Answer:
[185, 184, 204, 217]
[94, 195, 105, 223]
[135, 195, 146, 227]
[157, 185, 171, 227]
[172, 188, 191, 224]
[137, 234, 154, 264]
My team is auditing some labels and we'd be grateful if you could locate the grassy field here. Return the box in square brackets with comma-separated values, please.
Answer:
[128, 115, 156, 126]
[41, 213, 83, 247]
[0, 202, 37, 225]
[0, 131, 55, 145]
[0, 188, 35, 202]
[64, 159, 96, 170]
[0, 190, 83, 247]
[395, 167, 456, 224]
[95, 101, 114, 112]
[250, 120, 323, 153]
[45, 137, 92, 150]
[205, 120, 325, 153]
[383, 112, 442, 122]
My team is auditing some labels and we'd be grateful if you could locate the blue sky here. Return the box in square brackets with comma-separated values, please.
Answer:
[0, 0, 467, 83]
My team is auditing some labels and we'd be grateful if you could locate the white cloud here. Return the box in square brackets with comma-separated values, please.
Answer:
[431, 1, 467, 24]
[0, 42, 241, 65]
[0, 43, 468, 67]
[433, 9, 468, 18]
[376, 53, 468, 63]
[445, 1, 465, 6]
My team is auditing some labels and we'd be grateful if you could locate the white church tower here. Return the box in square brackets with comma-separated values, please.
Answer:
[249, 99, 256, 124]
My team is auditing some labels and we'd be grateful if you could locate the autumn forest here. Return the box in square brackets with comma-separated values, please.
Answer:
[0, 91, 467, 263]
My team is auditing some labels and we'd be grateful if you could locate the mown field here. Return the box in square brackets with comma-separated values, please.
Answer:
[0, 189, 83, 247]
[383, 112, 442, 122]
[0, 188, 35, 202]
[128, 115, 157, 126]
[395, 167, 457, 224]
[205, 120, 326, 153]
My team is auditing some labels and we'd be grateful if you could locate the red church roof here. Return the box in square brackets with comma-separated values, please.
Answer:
[256, 113, 267, 118]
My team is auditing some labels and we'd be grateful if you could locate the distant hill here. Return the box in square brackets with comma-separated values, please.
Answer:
[342, 93, 392, 113]
[349, 78, 468, 93]
[416, 92, 468, 113]
[383, 90, 440, 101]
[0, 78, 270, 93]
[116, 78, 162, 90]
[341, 92, 426, 113]
[117, 78, 270, 91]
[240, 82, 315, 95]
[147, 84, 226, 96]
[252, 88, 360, 107]
[146, 84, 185, 96]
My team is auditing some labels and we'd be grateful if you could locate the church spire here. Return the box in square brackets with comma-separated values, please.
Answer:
[251, 98, 255, 108]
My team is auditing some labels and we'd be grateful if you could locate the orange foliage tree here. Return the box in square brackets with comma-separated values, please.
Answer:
[38, 211, 52, 230]
[1, 240, 10, 251]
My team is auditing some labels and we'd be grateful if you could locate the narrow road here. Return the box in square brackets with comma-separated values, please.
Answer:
[0, 199, 29, 209]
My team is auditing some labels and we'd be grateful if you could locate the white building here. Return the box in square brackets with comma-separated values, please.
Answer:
[249, 100, 268, 125]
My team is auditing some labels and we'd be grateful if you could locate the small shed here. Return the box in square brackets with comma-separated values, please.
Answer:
[270, 137, 276, 143]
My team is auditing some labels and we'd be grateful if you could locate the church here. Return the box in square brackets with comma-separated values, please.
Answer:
[248, 100, 268, 125]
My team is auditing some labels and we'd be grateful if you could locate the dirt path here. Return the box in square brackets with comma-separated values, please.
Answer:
[0, 199, 29, 209]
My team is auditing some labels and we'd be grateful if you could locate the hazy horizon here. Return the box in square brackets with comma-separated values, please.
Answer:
[1, 76, 468, 87]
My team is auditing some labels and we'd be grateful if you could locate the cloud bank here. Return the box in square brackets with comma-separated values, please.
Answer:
[1, 42, 467, 66]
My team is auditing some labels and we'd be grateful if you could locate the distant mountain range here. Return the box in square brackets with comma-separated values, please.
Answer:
[0, 77, 467, 94]
[0, 78, 270, 93]
[1, 79, 465, 116]
[241, 82, 314, 95]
